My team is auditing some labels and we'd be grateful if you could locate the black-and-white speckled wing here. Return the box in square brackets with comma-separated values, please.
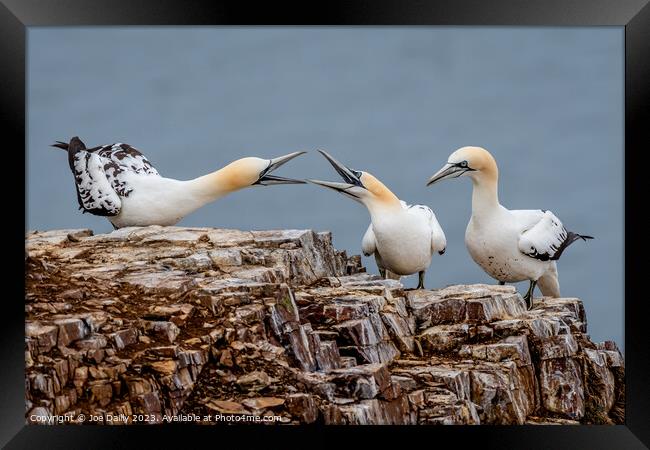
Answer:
[517, 210, 573, 261]
[71, 151, 122, 216]
[96, 143, 160, 197]
[70, 143, 160, 216]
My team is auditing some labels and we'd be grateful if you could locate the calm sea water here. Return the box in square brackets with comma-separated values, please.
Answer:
[27, 27, 624, 348]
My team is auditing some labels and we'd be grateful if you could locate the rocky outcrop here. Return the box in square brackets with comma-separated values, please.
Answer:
[25, 226, 624, 425]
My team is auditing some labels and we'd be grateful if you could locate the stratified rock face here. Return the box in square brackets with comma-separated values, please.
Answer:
[25, 227, 624, 425]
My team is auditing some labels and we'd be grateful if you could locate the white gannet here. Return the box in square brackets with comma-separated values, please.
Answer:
[52, 136, 306, 229]
[427, 146, 593, 308]
[308, 150, 446, 289]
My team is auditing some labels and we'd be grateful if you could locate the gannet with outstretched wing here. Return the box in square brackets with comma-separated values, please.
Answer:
[427, 146, 592, 308]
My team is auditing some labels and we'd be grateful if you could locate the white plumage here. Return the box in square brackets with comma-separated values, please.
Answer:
[428, 146, 592, 308]
[309, 150, 446, 288]
[361, 201, 446, 276]
[72, 150, 123, 215]
[361, 224, 376, 257]
[54, 136, 306, 229]
[518, 210, 573, 261]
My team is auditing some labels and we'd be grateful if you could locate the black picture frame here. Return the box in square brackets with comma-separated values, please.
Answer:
[4, 0, 649, 448]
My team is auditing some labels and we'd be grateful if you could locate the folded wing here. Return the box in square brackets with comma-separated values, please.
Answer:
[361, 224, 376, 257]
[518, 210, 588, 261]
[71, 151, 122, 216]
[403, 202, 446, 256]
[61, 138, 161, 217]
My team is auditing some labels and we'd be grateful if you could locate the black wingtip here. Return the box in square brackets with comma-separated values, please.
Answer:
[580, 235, 594, 241]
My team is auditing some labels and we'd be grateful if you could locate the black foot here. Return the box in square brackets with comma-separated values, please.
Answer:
[499, 281, 506, 286]
[523, 292, 532, 310]
[417, 271, 425, 289]
[378, 268, 386, 279]
[523, 280, 537, 310]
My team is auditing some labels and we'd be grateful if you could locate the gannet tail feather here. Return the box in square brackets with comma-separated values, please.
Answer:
[51, 141, 69, 151]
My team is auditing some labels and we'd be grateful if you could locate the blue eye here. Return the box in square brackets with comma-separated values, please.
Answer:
[460, 161, 468, 168]
[352, 170, 362, 178]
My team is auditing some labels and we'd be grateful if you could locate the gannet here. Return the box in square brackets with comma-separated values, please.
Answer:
[52, 136, 306, 229]
[427, 146, 592, 308]
[308, 150, 446, 289]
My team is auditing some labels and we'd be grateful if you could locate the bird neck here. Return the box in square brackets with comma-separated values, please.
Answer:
[470, 171, 500, 217]
[186, 167, 243, 204]
[365, 196, 403, 222]
[361, 175, 402, 217]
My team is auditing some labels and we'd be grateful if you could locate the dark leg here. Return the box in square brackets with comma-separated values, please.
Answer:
[523, 280, 537, 310]
[499, 281, 506, 286]
[378, 267, 386, 279]
[417, 271, 425, 289]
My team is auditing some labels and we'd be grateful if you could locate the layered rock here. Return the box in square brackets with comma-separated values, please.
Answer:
[25, 226, 624, 425]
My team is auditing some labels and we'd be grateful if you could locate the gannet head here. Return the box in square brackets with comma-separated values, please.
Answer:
[306, 150, 401, 209]
[426, 146, 498, 186]
[217, 152, 307, 191]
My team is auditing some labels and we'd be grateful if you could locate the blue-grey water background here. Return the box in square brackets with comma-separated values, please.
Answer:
[27, 27, 624, 349]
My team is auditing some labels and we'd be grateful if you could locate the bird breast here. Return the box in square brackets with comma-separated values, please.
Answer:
[371, 211, 433, 275]
[465, 213, 550, 282]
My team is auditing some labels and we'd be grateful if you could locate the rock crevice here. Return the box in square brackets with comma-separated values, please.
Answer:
[25, 226, 624, 425]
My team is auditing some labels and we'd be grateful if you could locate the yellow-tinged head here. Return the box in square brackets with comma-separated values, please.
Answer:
[427, 146, 498, 186]
[210, 152, 307, 193]
[358, 171, 401, 204]
[306, 150, 401, 209]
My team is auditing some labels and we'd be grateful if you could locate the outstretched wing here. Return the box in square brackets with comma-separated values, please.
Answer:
[71, 151, 122, 216]
[518, 210, 588, 261]
[361, 224, 376, 257]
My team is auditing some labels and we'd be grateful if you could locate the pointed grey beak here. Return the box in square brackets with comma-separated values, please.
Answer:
[426, 163, 466, 186]
[256, 151, 307, 185]
[317, 149, 364, 187]
[306, 179, 363, 200]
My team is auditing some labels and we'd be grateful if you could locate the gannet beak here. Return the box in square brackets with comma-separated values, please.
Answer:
[426, 163, 466, 186]
[256, 151, 307, 185]
[306, 179, 363, 201]
[317, 150, 364, 188]
[307, 150, 367, 202]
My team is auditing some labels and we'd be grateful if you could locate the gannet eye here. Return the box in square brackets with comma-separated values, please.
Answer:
[352, 170, 362, 178]
[459, 161, 468, 168]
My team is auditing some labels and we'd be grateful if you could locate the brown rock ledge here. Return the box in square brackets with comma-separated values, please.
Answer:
[25, 226, 624, 425]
